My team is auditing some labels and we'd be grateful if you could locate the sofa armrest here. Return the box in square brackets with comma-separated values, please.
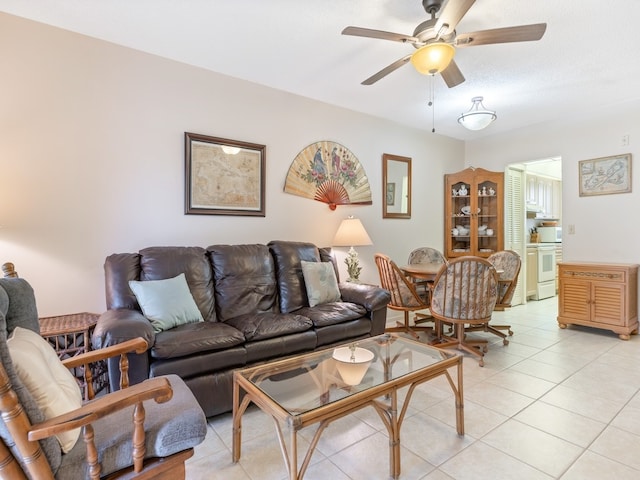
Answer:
[92, 309, 156, 389]
[92, 309, 155, 350]
[338, 283, 391, 312]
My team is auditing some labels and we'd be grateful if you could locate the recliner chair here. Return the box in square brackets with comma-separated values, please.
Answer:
[0, 269, 207, 479]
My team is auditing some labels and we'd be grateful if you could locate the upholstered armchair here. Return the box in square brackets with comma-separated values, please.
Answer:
[0, 273, 207, 479]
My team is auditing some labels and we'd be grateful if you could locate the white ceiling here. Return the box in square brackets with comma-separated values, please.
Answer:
[2, 0, 640, 141]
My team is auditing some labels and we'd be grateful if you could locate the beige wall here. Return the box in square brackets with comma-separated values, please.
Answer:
[466, 101, 640, 265]
[0, 13, 464, 315]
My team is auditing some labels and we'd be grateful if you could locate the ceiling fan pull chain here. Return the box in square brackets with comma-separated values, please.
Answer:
[428, 74, 436, 133]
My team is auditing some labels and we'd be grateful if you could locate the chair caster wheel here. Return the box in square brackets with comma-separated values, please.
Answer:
[508, 330, 514, 336]
[503, 339, 509, 346]
[479, 359, 484, 367]
[482, 346, 488, 353]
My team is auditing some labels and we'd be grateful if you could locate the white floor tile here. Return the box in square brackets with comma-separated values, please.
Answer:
[184, 298, 640, 479]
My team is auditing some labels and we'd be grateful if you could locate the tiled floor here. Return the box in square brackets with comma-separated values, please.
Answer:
[185, 298, 640, 479]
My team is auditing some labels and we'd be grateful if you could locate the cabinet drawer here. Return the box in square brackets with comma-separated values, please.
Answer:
[559, 266, 627, 283]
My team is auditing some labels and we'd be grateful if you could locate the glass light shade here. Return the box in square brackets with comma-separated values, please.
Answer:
[457, 96, 497, 131]
[332, 346, 374, 385]
[332, 217, 372, 247]
[410, 43, 455, 75]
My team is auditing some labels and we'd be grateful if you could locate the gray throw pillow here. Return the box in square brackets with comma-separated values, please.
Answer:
[301, 261, 341, 307]
[129, 273, 204, 332]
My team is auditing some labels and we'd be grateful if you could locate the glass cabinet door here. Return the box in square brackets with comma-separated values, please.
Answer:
[476, 180, 499, 255]
[444, 168, 504, 259]
[448, 181, 472, 254]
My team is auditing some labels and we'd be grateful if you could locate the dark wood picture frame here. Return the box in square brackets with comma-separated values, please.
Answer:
[185, 132, 266, 216]
[382, 153, 411, 219]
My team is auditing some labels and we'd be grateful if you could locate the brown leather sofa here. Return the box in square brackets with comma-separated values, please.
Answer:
[93, 240, 391, 417]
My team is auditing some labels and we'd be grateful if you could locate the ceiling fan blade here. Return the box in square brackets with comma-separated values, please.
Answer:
[342, 26, 418, 44]
[434, 0, 476, 36]
[456, 23, 547, 47]
[441, 59, 465, 88]
[361, 55, 412, 85]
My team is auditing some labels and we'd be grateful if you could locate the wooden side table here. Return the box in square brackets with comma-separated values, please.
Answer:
[39, 312, 110, 399]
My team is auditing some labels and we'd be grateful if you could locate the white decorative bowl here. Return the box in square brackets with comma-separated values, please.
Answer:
[332, 346, 374, 386]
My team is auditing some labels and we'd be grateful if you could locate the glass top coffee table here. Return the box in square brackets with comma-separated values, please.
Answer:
[232, 334, 464, 479]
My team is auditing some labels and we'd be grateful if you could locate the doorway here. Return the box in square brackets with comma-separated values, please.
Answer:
[505, 157, 562, 306]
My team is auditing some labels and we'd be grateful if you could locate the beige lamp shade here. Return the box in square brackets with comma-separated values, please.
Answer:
[410, 42, 455, 75]
[332, 217, 372, 247]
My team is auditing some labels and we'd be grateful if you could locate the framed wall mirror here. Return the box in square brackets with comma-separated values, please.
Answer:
[382, 153, 411, 219]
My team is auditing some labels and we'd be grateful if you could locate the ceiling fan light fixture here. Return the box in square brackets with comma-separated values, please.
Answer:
[410, 42, 455, 75]
[457, 96, 497, 130]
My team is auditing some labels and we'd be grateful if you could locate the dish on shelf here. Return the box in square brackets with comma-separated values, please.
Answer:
[453, 248, 470, 252]
[479, 248, 494, 253]
[461, 206, 480, 215]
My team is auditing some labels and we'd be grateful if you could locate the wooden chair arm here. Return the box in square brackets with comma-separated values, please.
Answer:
[28, 377, 172, 442]
[61, 337, 148, 369]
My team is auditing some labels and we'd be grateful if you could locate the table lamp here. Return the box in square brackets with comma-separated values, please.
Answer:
[332, 216, 373, 283]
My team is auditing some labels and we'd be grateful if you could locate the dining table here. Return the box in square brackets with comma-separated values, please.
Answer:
[401, 262, 503, 281]
[400, 263, 445, 282]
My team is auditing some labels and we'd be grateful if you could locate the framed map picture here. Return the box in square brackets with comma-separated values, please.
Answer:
[185, 132, 265, 216]
[579, 153, 632, 197]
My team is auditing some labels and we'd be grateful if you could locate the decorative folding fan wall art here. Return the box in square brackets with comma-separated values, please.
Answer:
[284, 141, 372, 210]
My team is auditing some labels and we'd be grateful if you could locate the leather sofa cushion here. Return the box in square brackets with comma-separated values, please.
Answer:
[268, 241, 321, 313]
[295, 302, 367, 328]
[244, 330, 318, 364]
[225, 312, 313, 342]
[208, 244, 278, 321]
[137, 246, 216, 322]
[151, 321, 244, 359]
[149, 346, 246, 379]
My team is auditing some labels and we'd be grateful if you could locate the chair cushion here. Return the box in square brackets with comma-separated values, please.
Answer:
[0, 280, 63, 471]
[301, 261, 341, 307]
[56, 374, 206, 479]
[129, 273, 204, 333]
[7, 327, 82, 453]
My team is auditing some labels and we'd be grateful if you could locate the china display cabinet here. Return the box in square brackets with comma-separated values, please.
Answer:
[444, 167, 504, 259]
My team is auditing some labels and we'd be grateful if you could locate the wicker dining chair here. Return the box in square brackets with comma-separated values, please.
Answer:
[374, 253, 433, 339]
[466, 250, 521, 344]
[407, 247, 448, 304]
[429, 256, 499, 366]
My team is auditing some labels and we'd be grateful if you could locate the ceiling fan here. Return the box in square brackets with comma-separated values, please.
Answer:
[342, 0, 546, 88]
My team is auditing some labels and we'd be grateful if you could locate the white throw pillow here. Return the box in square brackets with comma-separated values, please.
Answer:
[301, 261, 341, 307]
[7, 326, 82, 453]
[129, 273, 204, 333]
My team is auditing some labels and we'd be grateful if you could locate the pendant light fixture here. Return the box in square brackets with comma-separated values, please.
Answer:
[457, 96, 497, 130]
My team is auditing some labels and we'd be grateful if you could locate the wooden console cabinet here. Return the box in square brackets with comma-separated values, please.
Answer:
[557, 262, 639, 340]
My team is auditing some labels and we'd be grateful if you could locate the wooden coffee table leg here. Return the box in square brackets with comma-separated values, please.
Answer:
[389, 390, 401, 480]
[232, 378, 252, 463]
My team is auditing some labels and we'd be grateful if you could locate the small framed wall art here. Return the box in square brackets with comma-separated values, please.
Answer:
[578, 153, 632, 197]
[185, 132, 266, 216]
